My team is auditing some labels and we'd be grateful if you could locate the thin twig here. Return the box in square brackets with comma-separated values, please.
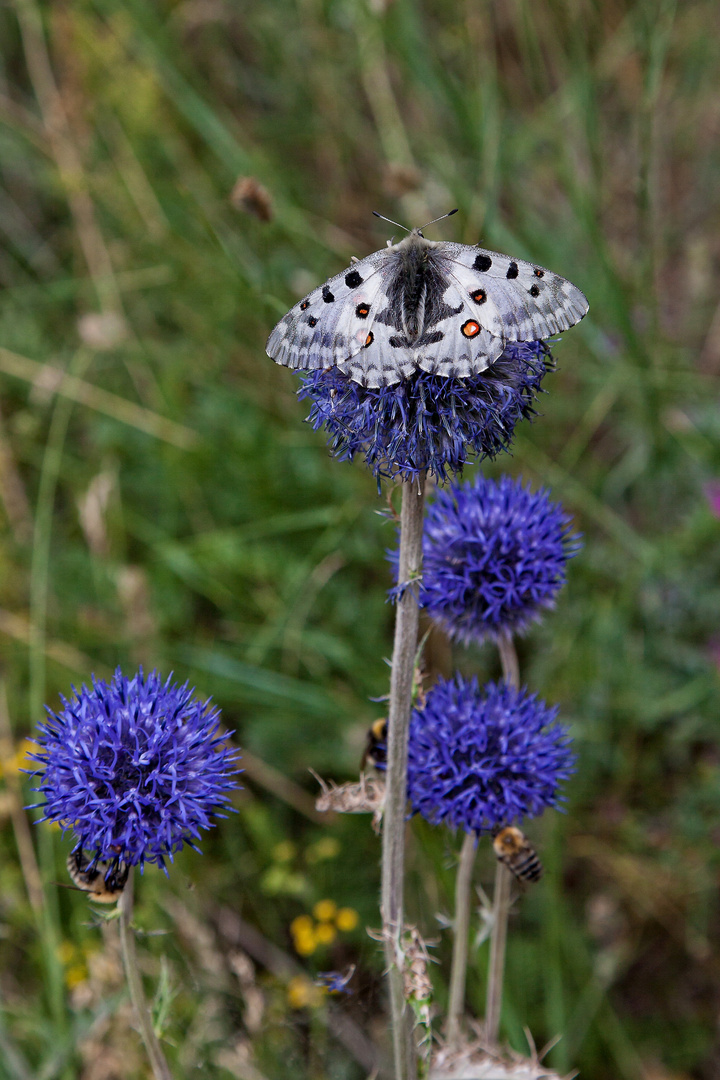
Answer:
[13, 0, 122, 313]
[0, 682, 44, 918]
[118, 868, 174, 1080]
[484, 860, 512, 1047]
[446, 831, 477, 1048]
[497, 632, 519, 690]
[484, 632, 520, 1046]
[381, 475, 426, 1080]
[0, 347, 197, 449]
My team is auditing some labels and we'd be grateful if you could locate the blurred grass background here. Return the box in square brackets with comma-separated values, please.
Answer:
[0, 0, 719, 1077]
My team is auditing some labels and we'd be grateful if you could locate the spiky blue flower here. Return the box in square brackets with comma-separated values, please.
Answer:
[298, 342, 552, 483]
[32, 668, 240, 870]
[407, 675, 574, 834]
[315, 966, 355, 995]
[417, 474, 580, 643]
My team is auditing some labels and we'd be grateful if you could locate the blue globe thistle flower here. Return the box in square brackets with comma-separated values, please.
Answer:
[407, 675, 574, 834]
[416, 474, 581, 643]
[32, 668, 240, 870]
[315, 966, 355, 995]
[298, 341, 551, 484]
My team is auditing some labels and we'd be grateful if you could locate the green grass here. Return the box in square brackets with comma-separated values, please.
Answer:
[0, 0, 719, 1076]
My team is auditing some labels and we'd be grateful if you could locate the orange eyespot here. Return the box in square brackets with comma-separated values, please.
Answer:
[364, 332, 374, 347]
[461, 320, 481, 338]
[470, 289, 487, 304]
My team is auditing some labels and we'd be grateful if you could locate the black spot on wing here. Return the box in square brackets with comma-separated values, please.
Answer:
[529, 284, 540, 297]
[506, 262, 519, 279]
[345, 270, 363, 288]
[473, 254, 492, 272]
[322, 285, 335, 303]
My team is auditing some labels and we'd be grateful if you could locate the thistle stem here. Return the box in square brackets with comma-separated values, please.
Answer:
[381, 474, 426, 1080]
[484, 631, 520, 1046]
[446, 831, 477, 1048]
[118, 868, 174, 1080]
[484, 859, 512, 1046]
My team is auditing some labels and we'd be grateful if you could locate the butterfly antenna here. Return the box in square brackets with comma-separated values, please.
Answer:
[372, 211, 409, 232]
[419, 208, 459, 231]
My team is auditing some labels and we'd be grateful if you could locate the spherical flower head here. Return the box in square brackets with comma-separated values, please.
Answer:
[32, 668, 241, 870]
[417, 473, 581, 643]
[407, 675, 574, 834]
[298, 341, 552, 484]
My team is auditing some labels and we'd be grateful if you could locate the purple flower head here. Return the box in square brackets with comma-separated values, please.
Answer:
[298, 342, 552, 484]
[417, 474, 581, 643]
[32, 668, 241, 870]
[407, 675, 574, 834]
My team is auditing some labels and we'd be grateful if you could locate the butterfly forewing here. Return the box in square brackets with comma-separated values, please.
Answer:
[266, 255, 388, 375]
[443, 243, 589, 342]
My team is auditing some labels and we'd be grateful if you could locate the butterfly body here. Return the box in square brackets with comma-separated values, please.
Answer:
[267, 226, 588, 388]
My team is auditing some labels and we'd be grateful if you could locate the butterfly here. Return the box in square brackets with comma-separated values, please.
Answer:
[266, 210, 588, 389]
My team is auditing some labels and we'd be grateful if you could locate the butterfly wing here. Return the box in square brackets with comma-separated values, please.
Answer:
[266, 253, 389, 375]
[440, 243, 588, 343]
[267, 237, 588, 388]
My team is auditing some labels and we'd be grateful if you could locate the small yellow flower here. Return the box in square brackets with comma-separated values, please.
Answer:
[1, 738, 40, 777]
[293, 928, 318, 956]
[65, 964, 88, 990]
[313, 899, 337, 922]
[305, 837, 341, 863]
[57, 941, 77, 965]
[287, 975, 323, 1010]
[273, 840, 296, 863]
[290, 914, 314, 937]
[314, 922, 336, 946]
[335, 907, 359, 932]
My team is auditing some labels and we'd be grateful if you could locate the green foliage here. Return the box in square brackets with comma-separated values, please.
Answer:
[0, 0, 719, 1076]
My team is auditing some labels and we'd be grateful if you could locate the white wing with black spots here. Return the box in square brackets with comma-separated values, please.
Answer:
[266, 253, 388, 374]
[266, 227, 588, 387]
[441, 243, 589, 341]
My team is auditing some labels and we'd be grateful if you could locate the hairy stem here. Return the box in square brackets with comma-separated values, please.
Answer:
[381, 475, 426, 1080]
[118, 869, 174, 1080]
[446, 831, 477, 1048]
[484, 631, 520, 1045]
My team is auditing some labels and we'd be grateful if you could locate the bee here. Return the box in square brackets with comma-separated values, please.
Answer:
[66, 849, 129, 904]
[360, 718, 388, 771]
[492, 827, 543, 884]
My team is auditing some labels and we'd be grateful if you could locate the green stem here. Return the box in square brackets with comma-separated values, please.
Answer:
[484, 859, 512, 1046]
[118, 868, 174, 1080]
[484, 632, 520, 1046]
[446, 831, 477, 1048]
[381, 475, 426, 1080]
[30, 348, 93, 1049]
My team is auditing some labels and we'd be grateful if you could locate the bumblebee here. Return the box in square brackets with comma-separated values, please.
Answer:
[66, 849, 129, 904]
[360, 718, 388, 771]
[492, 827, 543, 884]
